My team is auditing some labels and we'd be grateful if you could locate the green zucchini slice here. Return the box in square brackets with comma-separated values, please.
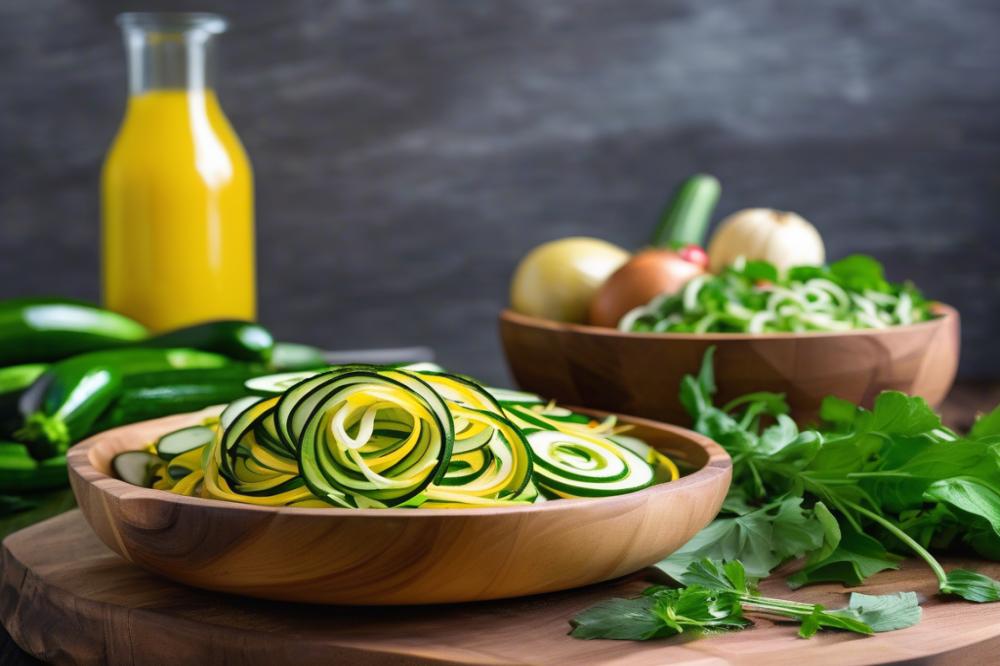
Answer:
[484, 387, 544, 406]
[112, 450, 160, 487]
[156, 425, 215, 460]
[297, 369, 452, 507]
[219, 396, 262, 431]
[427, 407, 532, 502]
[244, 371, 322, 396]
[396, 362, 446, 373]
[526, 430, 654, 498]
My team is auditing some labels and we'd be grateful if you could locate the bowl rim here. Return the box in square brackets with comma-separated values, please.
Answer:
[500, 302, 957, 341]
[68, 407, 731, 519]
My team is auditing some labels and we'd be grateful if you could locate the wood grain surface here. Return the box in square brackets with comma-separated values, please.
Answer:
[500, 304, 960, 425]
[4, 509, 1000, 666]
[67, 408, 730, 605]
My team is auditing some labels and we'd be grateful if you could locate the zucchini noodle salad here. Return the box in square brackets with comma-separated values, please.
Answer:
[620, 255, 932, 334]
[112, 364, 680, 508]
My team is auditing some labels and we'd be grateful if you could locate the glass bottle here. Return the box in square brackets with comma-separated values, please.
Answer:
[102, 12, 255, 332]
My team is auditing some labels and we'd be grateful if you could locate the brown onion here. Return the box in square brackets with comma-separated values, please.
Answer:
[588, 249, 706, 328]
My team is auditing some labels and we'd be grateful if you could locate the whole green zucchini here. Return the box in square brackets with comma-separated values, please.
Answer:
[137, 320, 274, 362]
[268, 342, 328, 371]
[0, 298, 147, 365]
[0, 364, 48, 436]
[0, 442, 67, 492]
[94, 366, 264, 432]
[650, 173, 721, 248]
[17, 365, 122, 459]
[119, 364, 264, 389]
[16, 348, 230, 459]
[0, 364, 48, 395]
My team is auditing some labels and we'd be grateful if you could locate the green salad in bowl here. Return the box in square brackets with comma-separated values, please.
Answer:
[619, 254, 933, 335]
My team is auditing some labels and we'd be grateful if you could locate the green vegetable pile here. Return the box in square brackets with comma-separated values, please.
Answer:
[0, 297, 332, 504]
[571, 349, 1000, 641]
[620, 255, 932, 334]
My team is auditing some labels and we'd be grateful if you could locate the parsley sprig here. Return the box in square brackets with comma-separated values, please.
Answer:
[570, 559, 920, 640]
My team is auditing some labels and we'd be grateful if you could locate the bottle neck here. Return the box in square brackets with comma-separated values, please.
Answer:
[118, 13, 227, 95]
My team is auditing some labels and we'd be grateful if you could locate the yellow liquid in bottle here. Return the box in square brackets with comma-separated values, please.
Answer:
[101, 89, 255, 332]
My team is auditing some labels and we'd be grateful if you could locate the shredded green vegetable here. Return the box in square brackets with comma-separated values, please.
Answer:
[620, 255, 932, 334]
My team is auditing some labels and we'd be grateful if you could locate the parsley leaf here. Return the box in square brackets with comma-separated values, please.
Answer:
[941, 570, 1000, 603]
[827, 254, 889, 292]
[787, 529, 901, 589]
[569, 596, 666, 640]
[971, 405, 1000, 440]
[651, 585, 748, 635]
[571, 559, 920, 641]
[656, 496, 825, 579]
[842, 592, 922, 632]
[924, 477, 1000, 537]
[861, 391, 942, 437]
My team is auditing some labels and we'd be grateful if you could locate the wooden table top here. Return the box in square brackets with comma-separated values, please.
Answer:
[5, 510, 1000, 665]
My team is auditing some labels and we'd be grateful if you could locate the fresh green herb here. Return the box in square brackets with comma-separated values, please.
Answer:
[620, 255, 932, 333]
[971, 404, 1000, 440]
[658, 348, 1000, 603]
[569, 585, 747, 641]
[570, 558, 920, 640]
[787, 529, 900, 589]
[656, 496, 827, 579]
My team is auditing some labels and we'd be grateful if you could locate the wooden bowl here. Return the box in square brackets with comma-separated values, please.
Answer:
[67, 407, 731, 606]
[500, 304, 960, 425]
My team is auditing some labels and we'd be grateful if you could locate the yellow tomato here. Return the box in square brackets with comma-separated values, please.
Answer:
[510, 237, 630, 322]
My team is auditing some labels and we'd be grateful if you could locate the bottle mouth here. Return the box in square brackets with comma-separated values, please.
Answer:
[117, 12, 228, 34]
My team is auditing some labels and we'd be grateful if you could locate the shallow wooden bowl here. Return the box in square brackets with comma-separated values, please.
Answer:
[500, 304, 959, 425]
[67, 407, 731, 606]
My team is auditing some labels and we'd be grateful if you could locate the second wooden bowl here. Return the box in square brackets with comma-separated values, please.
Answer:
[68, 407, 731, 606]
[500, 304, 960, 425]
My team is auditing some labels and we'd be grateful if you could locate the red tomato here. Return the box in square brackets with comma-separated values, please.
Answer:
[678, 244, 709, 269]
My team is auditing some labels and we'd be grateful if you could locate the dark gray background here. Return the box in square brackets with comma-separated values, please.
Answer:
[1, 0, 998, 384]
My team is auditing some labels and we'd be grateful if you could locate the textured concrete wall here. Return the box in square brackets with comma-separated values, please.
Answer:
[1, 0, 998, 383]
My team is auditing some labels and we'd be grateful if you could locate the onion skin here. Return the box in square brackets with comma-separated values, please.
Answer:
[588, 249, 706, 328]
[707, 208, 825, 273]
[510, 237, 630, 323]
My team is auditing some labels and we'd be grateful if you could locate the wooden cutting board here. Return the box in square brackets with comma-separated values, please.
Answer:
[3, 511, 1000, 666]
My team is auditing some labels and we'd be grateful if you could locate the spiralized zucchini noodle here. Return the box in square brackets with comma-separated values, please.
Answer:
[135, 365, 680, 509]
[620, 255, 933, 334]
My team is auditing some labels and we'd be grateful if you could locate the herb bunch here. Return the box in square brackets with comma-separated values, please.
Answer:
[569, 351, 1000, 642]
[658, 348, 1000, 602]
